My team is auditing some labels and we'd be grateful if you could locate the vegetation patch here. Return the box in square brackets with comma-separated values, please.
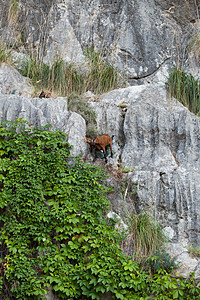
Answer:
[19, 48, 122, 97]
[187, 244, 200, 258]
[188, 26, 200, 62]
[84, 48, 121, 94]
[147, 249, 178, 274]
[67, 93, 98, 138]
[166, 67, 200, 115]
[0, 40, 10, 64]
[126, 211, 166, 258]
[0, 119, 200, 299]
[8, 0, 19, 25]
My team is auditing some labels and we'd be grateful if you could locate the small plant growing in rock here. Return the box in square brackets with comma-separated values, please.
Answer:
[188, 26, 200, 62]
[8, 0, 19, 26]
[166, 67, 200, 115]
[0, 40, 10, 63]
[187, 244, 200, 257]
[118, 165, 133, 173]
[147, 249, 178, 274]
[67, 93, 98, 138]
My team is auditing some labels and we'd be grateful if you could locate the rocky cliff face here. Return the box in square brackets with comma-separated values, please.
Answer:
[0, 0, 199, 82]
[0, 64, 200, 276]
[91, 84, 200, 248]
[0, 0, 200, 277]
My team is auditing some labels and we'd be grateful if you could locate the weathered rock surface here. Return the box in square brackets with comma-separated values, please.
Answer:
[0, 0, 199, 83]
[0, 0, 200, 282]
[90, 83, 200, 275]
[0, 94, 87, 157]
[0, 63, 34, 97]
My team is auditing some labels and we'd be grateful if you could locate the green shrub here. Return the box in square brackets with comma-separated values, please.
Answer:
[166, 67, 200, 115]
[0, 119, 199, 299]
[147, 249, 178, 274]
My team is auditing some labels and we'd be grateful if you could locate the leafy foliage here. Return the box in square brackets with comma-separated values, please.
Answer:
[166, 67, 200, 115]
[147, 249, 178, 274]
[0, 119, 200, 299]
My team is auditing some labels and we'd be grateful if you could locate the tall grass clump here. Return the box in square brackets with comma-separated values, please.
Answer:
[20, 56, 50, 87]
[18, 49, 122, 137]
[20, 56, 85, 96]
[19, 48, 121, 97]
[187, 244, 200, 257]
[20, 56, 98, 137]
[8, 0, 19, 26]
[49, 58, 85, 95]
[84, 48, 120, 94]
[0, 41, 9, 63]
[166, 67, 200, 115]
[126, 211, 166, 258]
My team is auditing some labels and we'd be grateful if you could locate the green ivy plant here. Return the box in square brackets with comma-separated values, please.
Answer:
[0, 119, 199, 299]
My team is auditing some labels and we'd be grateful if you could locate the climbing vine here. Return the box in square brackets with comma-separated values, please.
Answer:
[0, 119, 199, 299]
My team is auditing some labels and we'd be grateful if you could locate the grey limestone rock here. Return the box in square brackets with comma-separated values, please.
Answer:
[0, 95, 87, 157]
[90, 84, 200, 253]
[0, 63, 34, 97]
[1, 0, 196, 83]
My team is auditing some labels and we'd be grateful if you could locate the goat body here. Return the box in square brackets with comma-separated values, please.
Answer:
[93, 134, 113, 158]
[83, 134, 113, 162]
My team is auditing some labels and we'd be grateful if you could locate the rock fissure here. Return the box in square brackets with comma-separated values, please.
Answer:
[128, 57, 171, 80]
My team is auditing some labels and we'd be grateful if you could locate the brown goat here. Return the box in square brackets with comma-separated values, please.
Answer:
[83, 134, 113, 162]
[93, 134, 113, 157]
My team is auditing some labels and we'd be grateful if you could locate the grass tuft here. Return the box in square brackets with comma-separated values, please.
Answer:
[187, 244, 200, 257]
[84, 48, 120, 94]
[188, 26, 200, 62]
[8, 0, 19, 25]
[166, 67, 200, 115]
[17, 49, 122, 137]
[0, 40, 10, 64]
[19, 55, 85, 96]
[126, 211, 166, 258]
[19, 48, 122, 97]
